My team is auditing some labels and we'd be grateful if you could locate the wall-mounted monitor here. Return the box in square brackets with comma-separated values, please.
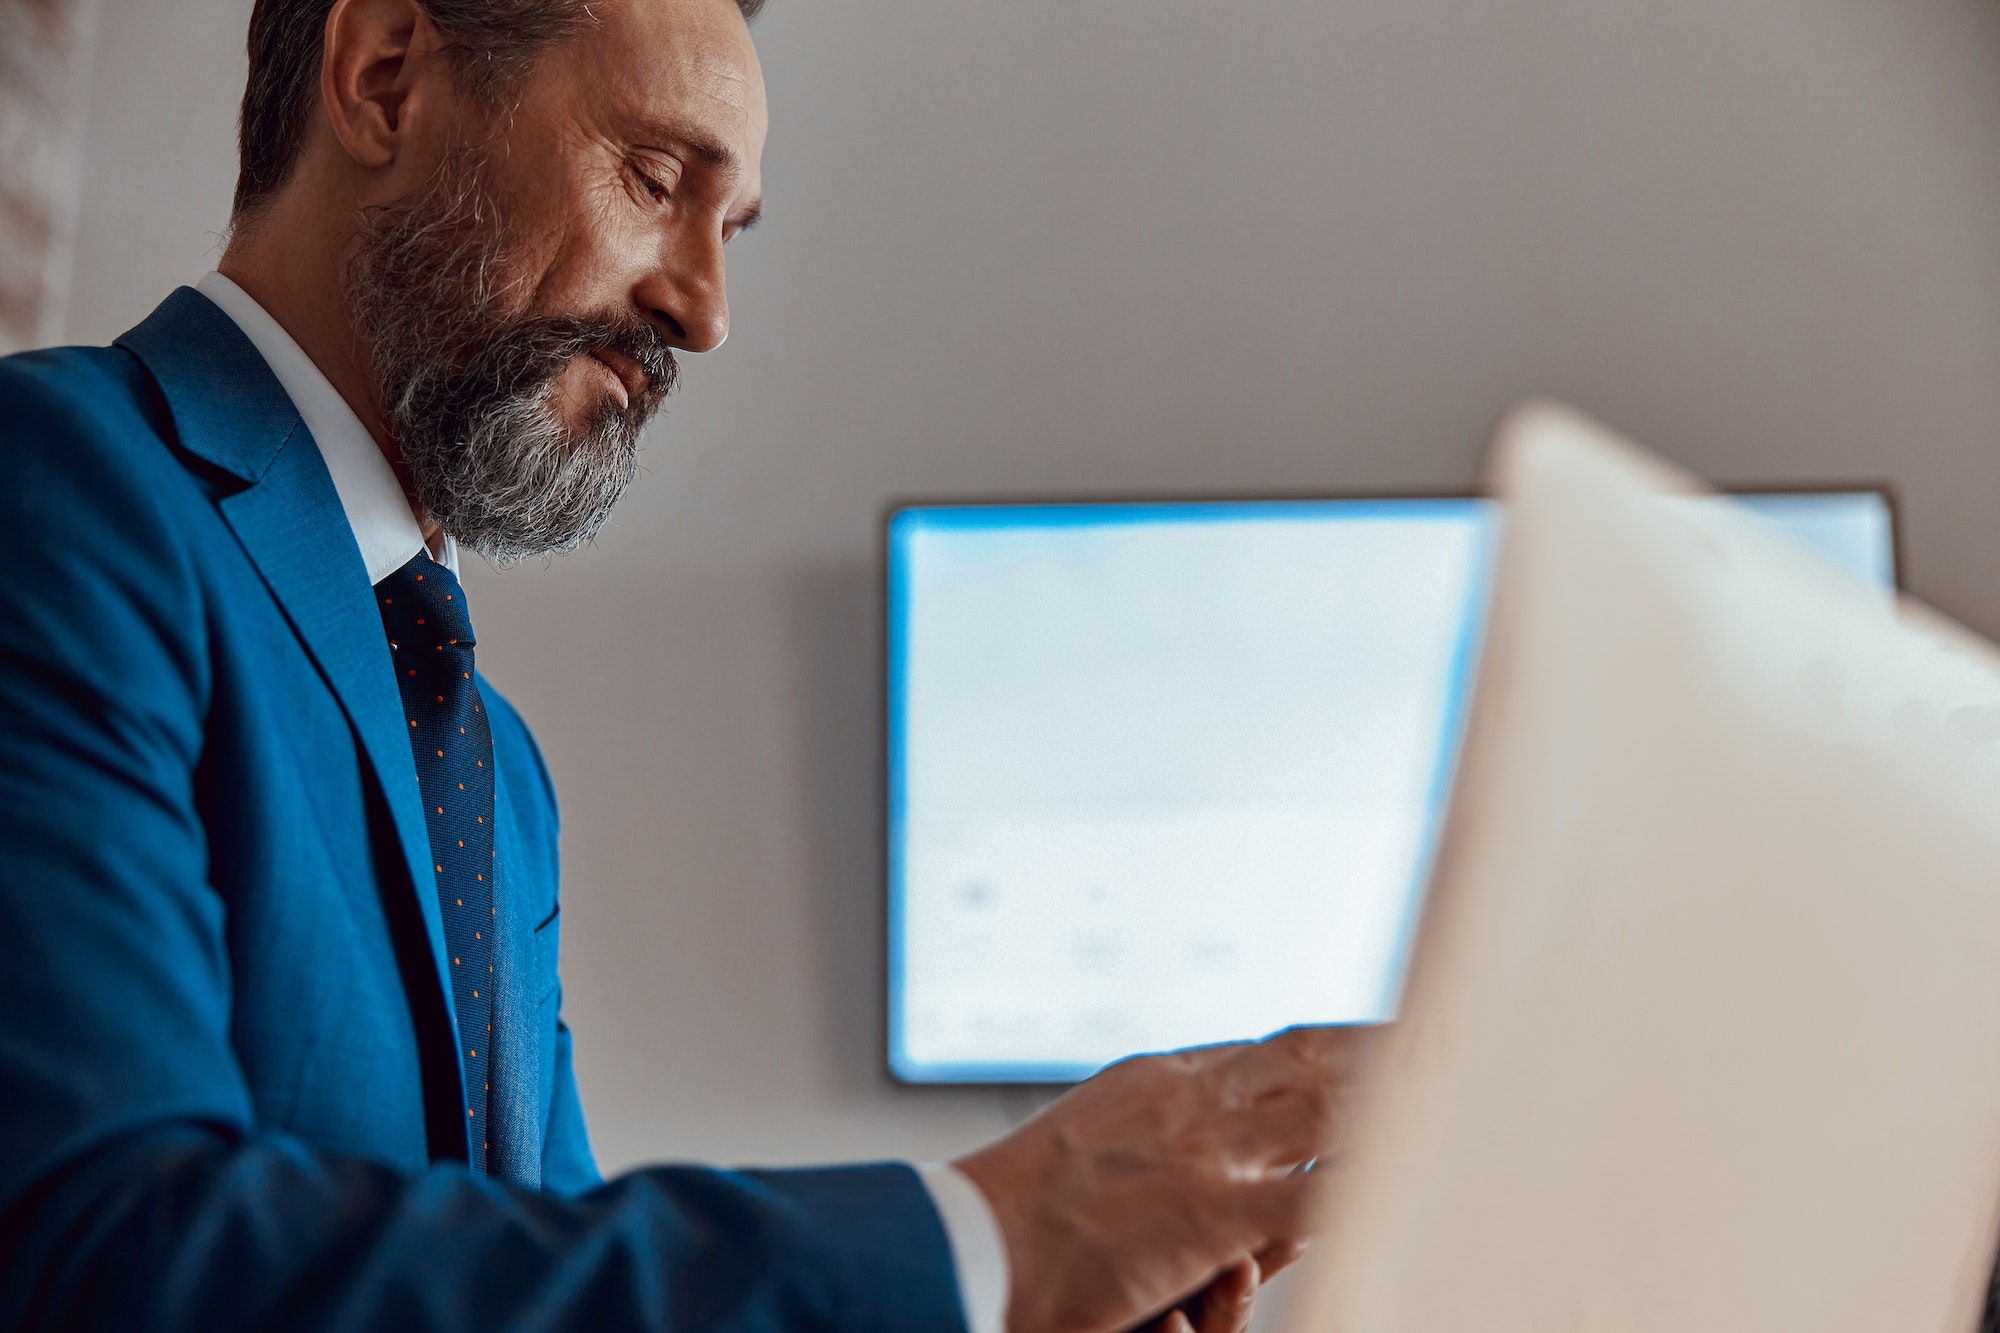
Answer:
[886, 489, 1896, 1083]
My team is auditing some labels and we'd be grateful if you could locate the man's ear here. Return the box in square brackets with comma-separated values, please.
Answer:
[319, 0, 449, 172]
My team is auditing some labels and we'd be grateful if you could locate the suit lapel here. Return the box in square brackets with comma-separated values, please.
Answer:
[214, 449, 465, 1034]
[119, 290, 470, 1157]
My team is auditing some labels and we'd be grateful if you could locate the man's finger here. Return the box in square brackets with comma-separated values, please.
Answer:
[1234, 1169, 1323, 1249]
[1190, 1257, 1260, 1333]
[1252, 1237, 1308, 1279]
[1221, 1082, 1340, 1168]
[1214, 1025, 1360, 1105]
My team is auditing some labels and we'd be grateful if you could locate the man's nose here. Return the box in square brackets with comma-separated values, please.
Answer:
[638, 234, 730, 354]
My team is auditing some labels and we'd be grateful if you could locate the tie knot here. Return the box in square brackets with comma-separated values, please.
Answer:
[376, 551, 476, 649]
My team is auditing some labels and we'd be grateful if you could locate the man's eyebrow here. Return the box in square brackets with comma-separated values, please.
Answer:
[631, 116, 741, 176]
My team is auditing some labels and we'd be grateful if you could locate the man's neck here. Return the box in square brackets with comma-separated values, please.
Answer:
[219, 203, 440, 546]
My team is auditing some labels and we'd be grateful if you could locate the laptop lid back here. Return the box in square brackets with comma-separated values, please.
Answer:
[1290, 403, 2000, 1332]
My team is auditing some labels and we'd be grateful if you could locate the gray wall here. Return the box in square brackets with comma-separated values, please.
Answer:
[0, 0, 100, 351]
[65, 0, 2000, 1195]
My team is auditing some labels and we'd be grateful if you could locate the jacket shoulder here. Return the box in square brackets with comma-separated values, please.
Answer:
[0, 343, 171, 444]
[0, 344, 218, 698]
[0, 343, 212, 515]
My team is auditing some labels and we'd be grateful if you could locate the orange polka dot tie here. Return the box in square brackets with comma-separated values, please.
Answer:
[377, 551, 493, 1174]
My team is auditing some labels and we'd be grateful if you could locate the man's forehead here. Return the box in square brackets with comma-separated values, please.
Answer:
[572, 0, 769, 166]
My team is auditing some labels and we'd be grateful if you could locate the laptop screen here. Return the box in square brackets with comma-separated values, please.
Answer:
[886, 490, 1894, 1083]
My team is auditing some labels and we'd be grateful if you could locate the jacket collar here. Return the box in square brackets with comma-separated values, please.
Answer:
[118, 286, 303, 484]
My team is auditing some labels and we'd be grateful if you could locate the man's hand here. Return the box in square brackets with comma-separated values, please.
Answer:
[954, 1026, 1364, 1333]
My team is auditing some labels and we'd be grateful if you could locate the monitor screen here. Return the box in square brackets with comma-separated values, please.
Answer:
[886, 490, 1895, 1083]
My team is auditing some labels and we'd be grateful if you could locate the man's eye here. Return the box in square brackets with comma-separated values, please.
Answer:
[632, 165, 672, 204]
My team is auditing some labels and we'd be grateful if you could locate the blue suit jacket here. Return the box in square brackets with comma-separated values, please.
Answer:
[0, 290, 964, 1332]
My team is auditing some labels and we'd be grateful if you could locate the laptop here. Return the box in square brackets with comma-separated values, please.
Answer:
[1285, 403, 2000, 1331]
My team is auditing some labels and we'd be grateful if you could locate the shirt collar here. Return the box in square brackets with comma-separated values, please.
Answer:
[192, 271, 458, 585]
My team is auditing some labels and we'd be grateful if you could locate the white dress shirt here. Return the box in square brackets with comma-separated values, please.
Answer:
[190, 271, 1011, 1333]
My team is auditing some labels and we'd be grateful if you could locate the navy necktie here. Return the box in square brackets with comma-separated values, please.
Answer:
[376, 551, 494, 1173]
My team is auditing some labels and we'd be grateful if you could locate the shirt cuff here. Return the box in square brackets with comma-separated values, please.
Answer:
[913, 1161, 1011, 1333]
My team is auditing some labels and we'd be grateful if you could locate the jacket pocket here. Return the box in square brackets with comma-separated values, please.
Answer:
[532, 903, 561, 1005]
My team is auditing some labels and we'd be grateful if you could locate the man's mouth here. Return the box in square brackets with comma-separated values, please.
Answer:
[585, 348, 646, 411]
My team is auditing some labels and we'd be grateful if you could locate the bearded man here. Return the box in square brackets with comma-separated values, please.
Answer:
[0, 2, 1354, 1330]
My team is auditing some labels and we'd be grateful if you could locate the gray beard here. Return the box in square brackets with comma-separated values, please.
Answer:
[346, 149, 675, 566]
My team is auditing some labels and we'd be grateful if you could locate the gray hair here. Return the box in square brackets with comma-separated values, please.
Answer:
[232, 0, 766, 220]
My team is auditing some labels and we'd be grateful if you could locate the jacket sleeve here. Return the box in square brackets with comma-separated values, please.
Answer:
[5, 1132, 966, 1333]
[0, 355, 968, 1333]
